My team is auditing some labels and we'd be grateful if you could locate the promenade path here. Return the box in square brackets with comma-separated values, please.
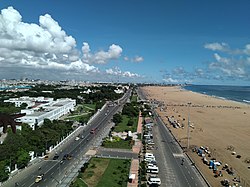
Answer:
[128, 111, 143, 187]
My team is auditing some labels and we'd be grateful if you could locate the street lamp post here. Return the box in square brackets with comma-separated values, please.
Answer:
[187, 102, 191, 150]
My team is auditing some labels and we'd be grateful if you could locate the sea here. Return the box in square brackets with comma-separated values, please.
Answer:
[183, 85, 250, 104]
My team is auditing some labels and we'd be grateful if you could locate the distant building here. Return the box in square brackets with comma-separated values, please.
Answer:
[4, 96, 36, 107]
[4, 97, 76, 130]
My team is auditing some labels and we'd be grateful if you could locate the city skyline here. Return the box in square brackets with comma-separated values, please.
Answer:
[0, 1, 250, 85]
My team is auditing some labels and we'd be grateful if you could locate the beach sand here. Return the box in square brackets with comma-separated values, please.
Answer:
[142, 86, 250, 187]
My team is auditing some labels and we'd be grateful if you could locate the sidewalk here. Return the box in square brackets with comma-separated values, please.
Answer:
[127, 159, 139, 187]
[128, 112, 143, 187]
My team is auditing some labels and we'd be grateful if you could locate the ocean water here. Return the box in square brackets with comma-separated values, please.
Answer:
[184, 85, 250, 104]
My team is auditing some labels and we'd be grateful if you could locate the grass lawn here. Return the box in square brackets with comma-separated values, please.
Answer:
[83, 103, 96, 111]
[71, 177, 88, 187]
[102, 138, 133, 149]
[64, 113, 89, 121]
[71, 103, 96, 115]
[82, 157, 110, 186]
[71, 158, 130, 187]
[96, 158, 131, 187]
[114, 115, 138, 133]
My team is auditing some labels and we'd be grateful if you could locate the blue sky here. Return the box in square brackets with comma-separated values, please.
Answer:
[0, 0, 250, 85]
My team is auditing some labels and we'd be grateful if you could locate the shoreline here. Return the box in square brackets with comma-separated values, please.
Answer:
[141, 86, 250, 187]
[182, 85, 250, 106]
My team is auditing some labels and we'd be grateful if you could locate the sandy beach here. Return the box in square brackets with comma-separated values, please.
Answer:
[142, 86, 250, 187]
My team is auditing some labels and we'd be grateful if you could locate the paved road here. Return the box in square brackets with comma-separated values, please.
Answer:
[2, 90, 131, 187]
[149, 110, 208, 187]
[96, 148, 138, 159]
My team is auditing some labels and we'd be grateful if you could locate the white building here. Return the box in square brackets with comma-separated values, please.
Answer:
[4, 97, 76, 130]
[4, 96, 35, 108]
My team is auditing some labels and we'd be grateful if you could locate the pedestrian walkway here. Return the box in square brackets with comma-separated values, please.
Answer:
[132, 111, 143, 154]
[132, 140, 142, 154]
[127, 159, 139, 187]
[127, 112, 143, 187]
[136, 111, 143, 134]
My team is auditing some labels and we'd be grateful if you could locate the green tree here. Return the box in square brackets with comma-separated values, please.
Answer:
[113, 113, 122, 124]
[0, 161, 8, 182]
[127, 118, 134, 126]
[16, 149, 30, 169]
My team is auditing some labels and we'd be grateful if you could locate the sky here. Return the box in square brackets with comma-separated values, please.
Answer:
[0, 0, 250, 85]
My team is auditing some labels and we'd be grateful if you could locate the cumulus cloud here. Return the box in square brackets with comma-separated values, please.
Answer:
[208, 54, 247, 78]
[204, 42, 229, 51]
[82, 42, 122, 64]
[0, 6, 144, 81]
[124, 55, 144, 63]
[0, 6, 87, 71]
[204, 42, 250, 81]
[105, 67, 140, 78]
[162, 77, 179, 83]
[160, 42, 250, 84]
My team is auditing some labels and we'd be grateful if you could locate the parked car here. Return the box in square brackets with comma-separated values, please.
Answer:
[147, 176, 161, 185]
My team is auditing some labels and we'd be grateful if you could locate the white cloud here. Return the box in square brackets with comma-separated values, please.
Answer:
[132, 56, 144, 63]
[105, 67, 140, 78]
[244, 44, 250, 55]
[208, 53, 248, 79]
[0, 6, 142, 81]
[124, 55, 144, 63]
[0, 6, 80, 69]
[162, 78, 179, 83]
[82, 42, 122, 64]
[124, 56, 129, 61]
[213, 53, 229, 64]
[204, 42, 229, 51]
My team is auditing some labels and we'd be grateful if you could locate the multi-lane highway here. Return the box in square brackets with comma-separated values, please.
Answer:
[152, 111, 208, 187]
[2, 90, 131, 187]
[137, 87, 209, 187]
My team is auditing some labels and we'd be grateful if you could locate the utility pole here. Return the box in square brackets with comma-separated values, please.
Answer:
[187, 102, 191, 150]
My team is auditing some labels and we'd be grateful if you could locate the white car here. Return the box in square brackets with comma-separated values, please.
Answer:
[35, 175, 44, 183]
[147, 177, 161, 185]
[75, 137, 80, 141]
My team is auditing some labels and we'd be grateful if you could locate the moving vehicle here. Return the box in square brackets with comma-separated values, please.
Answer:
[35, 174, 44, 183]
[90, 127, 97, 134]
[63, 154, 72, 160]
[75, 136, 80, 141]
